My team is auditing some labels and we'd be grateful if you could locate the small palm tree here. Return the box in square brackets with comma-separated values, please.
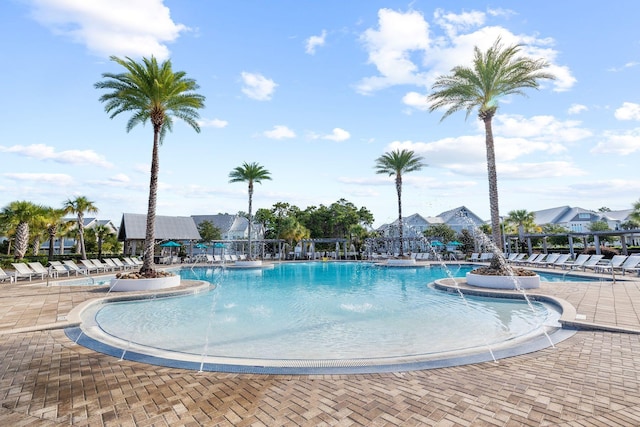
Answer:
[0, 201, 42, 259]
[428, 38, 555, 251]
[229, 162, 272, 260]
[631, 199, 640, 224]
[93, 224, 115, 260]
[43, 207, 67, 261]
[63, 196, 98, 260]
[374, 149, 426, 257]
[96, 56, 205, 275]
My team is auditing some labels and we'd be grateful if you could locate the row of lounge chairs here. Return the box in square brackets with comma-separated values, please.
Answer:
[507, 253, 640, 275]
[1, 257, 144, 282]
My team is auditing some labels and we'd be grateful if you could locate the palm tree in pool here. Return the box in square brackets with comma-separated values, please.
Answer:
[95, 56, 205, 275]
[0, 200, 43, 259]
[229, 162, 272, 260]
[63, 196, 98, 260]
[428, 38, 555, 251]
[374, 149, 426, 257]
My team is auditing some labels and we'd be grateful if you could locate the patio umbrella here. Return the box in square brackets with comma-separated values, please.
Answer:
[449, 241, 463, 246]
[160, 241, 181, 261]
[430, 240, 444, 246]
[195, 243, 208, 249]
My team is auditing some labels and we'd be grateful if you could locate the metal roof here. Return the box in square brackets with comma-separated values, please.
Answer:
[118, 213, 201, 241]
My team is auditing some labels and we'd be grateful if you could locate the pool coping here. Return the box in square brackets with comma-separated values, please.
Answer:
[62, 272, 578, 375]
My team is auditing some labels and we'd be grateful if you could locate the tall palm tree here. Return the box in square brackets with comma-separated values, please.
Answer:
[631, 199, 640, 224]
[63, 196, 98, 260]
[374, 149, 426, 257]
[93, 224, 115, 260]
[0, 200, 42, 259]
[95, 56, 205, 275]
[229, 162, 272, 260]
[428, 38, 555, 251]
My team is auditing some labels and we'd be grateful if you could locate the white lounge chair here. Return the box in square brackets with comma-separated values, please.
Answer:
[514, 253, 542, 265]
[11, 263, 42, 281]
[0, 267, 15, 283]
[531, 253, 560, 267]
[103, 258, 122, 270]
[620, 255, 640, 275]
[80, 259, 101, 273]
[580, 255, 605, 271]
[593, 255, 628, 273]
[564, 254, 591, 270]
[49, 261, 72, 277]
[549, 254, 571, 269]
[110, 258, 131, 270]
[122, 257, 138, 268]
[507, 253, 526, 263]
[28, 261, 57, 278]
[63, 260, 88, 275]
[90, 259, 113, 272]
[469, 253, 480, 262]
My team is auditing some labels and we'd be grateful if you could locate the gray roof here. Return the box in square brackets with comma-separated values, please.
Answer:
[118, 213, 201, 241]
[191, 214, 249, 233]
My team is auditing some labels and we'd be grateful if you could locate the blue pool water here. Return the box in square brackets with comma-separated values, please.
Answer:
[90, 262, 562, 364]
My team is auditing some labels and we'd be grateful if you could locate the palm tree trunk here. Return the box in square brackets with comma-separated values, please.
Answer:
[396, 175, 404, 257]
[483, 115, 503, 251]
[142, 129, 160, 274]
[247, 183, 253, 260]
[14, 222, 29, 259]
[78, 214, 87, 259]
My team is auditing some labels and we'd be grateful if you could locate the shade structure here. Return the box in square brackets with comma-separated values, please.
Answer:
[160, 241, 181, 247]
[195, 243, 208, 249]
[449, 241, 463, 246]
[431, 240, 444, 246]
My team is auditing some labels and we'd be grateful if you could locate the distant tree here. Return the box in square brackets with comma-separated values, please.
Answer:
[631, 199, 640, 224]
[279, 217, 310, 250]
[93, 224, 115, 259]
[458, 229, 475, 254]
[374, 149, 426, 256]
[588, 220, 614, 244]
[423, 224, 457, 243]
[96, 56, 205, 275]
[598, 207, 611, 212]
[428, 38, 555, 250]
[504, 209, 537, 236]
[541, 224, 570, 246]
[43, 207, 67, 260]
[63, 196, 98, 260]
[229, 162, 272, 260]
[197, 220, 222, 242]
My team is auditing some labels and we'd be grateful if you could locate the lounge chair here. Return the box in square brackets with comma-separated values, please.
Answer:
[563, 254, 591, 270]
[49, 261, 72, 277]
[513, 253, 542, 265]
[593, 255, 628, 273]
[620, 255, 640, 275]
[110, 258, 131, 270]
[527, 253, 549, 266]
[129, 257, 143, 266]
[90, 259, 113, 272]
[11, 263, 43, 281]
[479, 253, 494, 262]
[122, 257, 138, 268]
[531, 253, 561, 267]
[103, 258, 122, 270]
[505, 253, 519, 262]
[469, 253, 480, 262]
[63, 260, 88, 275]
[507, 253, 526, 263]
[581, 255, 605, 271]
[548, 254, 571, 269]
[80, 259, 101, 273]
[0, 267, 15, 283]
[28, 261, 57, 278]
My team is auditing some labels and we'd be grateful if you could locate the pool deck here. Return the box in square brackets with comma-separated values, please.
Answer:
[1, 264, 640, 426]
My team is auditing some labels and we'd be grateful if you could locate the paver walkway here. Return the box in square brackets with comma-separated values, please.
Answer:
[1, 268, 640, 426]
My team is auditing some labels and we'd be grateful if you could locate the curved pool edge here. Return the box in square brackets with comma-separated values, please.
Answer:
[66, 274, 574, 375]
[64, 325, 575, 375]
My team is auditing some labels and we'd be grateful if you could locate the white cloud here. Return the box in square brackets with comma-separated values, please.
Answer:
[28, 0, 187, 60]
[109, 173, 130, 183]
[199, 118, 229, 128]
[358, 8, 575, 99]
[614, 102, 640, 121]
[305, 30, 327, 54]
[264, 125, 296, 139]
[568, 104, 588, 115]
[0, 144, 113, 168]
[607, 61, 640, 72]
[592, 129, 640, 155]
[323, 128, 351, 142]
[402, 91, 430, 110]
[357, 8, 432, 94]
[241, 72, 277, 101]
[3, 172, 74, 185]
[492, 114, 592, 143]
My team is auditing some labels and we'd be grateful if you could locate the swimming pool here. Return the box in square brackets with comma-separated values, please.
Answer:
[71, 262, 572, 373]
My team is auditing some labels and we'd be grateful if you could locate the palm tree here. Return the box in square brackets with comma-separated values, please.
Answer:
[95, 56, 205, 275]
[229, 162, 272, 260]
[0, 200, 42, 259]
[93, 224, 115, 260]
[43, 207, 67, 261]
[428, 38, 555, 251]
[374, 149, 426, 257]
[63, 196, 98, 260]
[631, 199, 640, 224]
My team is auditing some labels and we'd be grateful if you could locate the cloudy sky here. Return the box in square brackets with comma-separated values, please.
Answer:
[1, 0, 639, 227]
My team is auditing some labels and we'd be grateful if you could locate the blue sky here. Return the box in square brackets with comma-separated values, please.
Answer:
[1, 1, 639, 228]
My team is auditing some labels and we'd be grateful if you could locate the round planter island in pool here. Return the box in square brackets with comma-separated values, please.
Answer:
[466, 272, 540, 289]
[109, 274, 181, 292]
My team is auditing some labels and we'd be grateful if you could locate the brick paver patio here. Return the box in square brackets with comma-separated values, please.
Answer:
[1, 266, 640, 426]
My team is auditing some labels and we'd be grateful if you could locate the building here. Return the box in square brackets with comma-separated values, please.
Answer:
[117, 213, 201, 256]
[191, 214, 264, 241]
